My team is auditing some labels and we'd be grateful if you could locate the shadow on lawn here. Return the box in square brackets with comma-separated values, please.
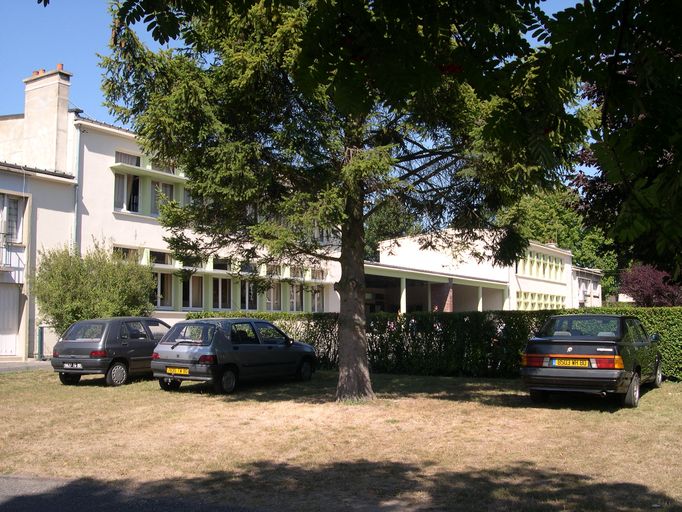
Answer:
[2, 461, 680, 512]
[173, 371, 628, 412]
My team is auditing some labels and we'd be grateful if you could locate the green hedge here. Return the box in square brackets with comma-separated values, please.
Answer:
[187, 308, 682, 379]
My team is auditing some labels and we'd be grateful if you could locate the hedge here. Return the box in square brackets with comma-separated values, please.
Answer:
[187, 307, 682, 380]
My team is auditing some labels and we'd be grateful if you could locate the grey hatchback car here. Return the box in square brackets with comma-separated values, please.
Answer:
[51, 317, 170, 386]
[151, 318, 317, 393]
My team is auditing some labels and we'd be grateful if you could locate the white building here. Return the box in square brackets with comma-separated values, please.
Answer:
[0, 66, 601, 361]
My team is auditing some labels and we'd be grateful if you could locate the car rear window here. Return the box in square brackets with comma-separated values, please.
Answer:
[62, 322, 106, 341]
[538, 316, 621, 338]
[161, 323, 216, 346]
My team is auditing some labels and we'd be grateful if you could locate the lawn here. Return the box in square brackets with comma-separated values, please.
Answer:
[1, 369, 681, 511]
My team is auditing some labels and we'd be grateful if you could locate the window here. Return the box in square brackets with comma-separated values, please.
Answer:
[115, 151, 141, 167]
[266, 282, 281, 311]
[290, 283, 304, 311]
[121, 320, 148, 340]
[150, 251, 172, 265]
[183, 188, 192, 206]
[230, 322, 258, 345]
[213, 277, 231, 310]
[151, 158, 175, 174]
[255, 322, 287, 344]
[0, 194, 23, 243]
[290, 266, 304, 279]
[240, 280, 257, 310]
[213, 258, 230, 271]
[151, 182, 174, 216]
[266, 264, 280, 277]
[312, 285, 324, 312]
[311, 268, 325, 281]
[114, 246, 139, 261]
[145, 319, 170, 341]
[240, 261, 256, 274]
[182, 275, 203, 309]
[113, 173, 141, 213]
[152, 272, 172, 308]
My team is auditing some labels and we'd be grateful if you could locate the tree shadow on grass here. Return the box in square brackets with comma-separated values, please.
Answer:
[170, 371, 625, 412]
[2, 461, 680, 512]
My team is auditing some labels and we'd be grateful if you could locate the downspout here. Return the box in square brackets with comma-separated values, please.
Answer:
[72, 120, 82, 254]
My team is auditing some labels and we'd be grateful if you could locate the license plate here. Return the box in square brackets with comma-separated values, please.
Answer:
[63, 362, 82, 369]
[166, 367, 189, 375]
[553, 358, 589, 368]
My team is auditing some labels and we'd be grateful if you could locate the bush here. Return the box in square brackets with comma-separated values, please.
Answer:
[31, 244, 156, 335]
[187, 307, 682, 380]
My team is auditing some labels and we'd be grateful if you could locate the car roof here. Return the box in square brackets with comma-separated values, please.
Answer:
[548, 314, 633, 319]
[73, 316, 159, 323]
[182, 317, 269, 323]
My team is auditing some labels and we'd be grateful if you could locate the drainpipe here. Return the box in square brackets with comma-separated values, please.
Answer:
[72, 121, 82, 254]
[35, 324, 45, 360]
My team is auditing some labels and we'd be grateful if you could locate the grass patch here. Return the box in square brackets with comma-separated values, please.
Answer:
[1, 369, 681, 511]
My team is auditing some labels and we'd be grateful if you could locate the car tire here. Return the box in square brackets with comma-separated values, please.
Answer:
[297, 359, 313, 381]
[529, 390, 549, 404]
[105, 361, 129, 387]
[622, 372, 640, 408]
[214, 368, 237, 394]
[59, 372, 81, 385]
[653, 361, 663, 389]
[159, 378, 181, 391]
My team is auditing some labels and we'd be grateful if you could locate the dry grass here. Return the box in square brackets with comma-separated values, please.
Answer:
[1, 369, 681, 511]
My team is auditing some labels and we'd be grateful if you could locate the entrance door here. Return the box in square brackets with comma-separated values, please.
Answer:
[0, 283, 19, 356]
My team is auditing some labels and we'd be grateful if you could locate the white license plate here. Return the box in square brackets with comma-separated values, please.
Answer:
[63, 362, 83, 369]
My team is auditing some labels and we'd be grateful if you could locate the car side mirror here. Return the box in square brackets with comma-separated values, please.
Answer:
[650, 332, 661, 343]
[286, 336, 293, 346]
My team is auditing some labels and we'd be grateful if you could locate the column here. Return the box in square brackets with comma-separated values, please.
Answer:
[400, 277, 407, 314]
[477, 286, 483, 312]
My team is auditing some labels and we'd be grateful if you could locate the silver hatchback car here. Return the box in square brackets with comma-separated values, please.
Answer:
[151, 318, 317, 393]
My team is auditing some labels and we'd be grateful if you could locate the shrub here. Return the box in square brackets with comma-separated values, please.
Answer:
[188, 307, 682, 379]
[31, 244, 156, 335]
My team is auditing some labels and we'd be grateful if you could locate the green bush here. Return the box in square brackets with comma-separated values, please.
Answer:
[187, 307, 682, 379]
[31, 244, 156, 335]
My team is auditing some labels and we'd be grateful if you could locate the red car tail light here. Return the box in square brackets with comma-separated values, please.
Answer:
[52, 349, 59, 358]
[89, 350, 108, 358]
[151, 352, 160, 360]
[197, 355, 216, 365]
[592, 356, 624, 369]
[521, 354, 545, 367]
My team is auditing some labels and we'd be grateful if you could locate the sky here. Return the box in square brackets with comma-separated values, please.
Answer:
[0, 0, 580, 127]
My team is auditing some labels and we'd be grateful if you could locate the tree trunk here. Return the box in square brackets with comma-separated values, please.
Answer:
[335, 187, 375, 401]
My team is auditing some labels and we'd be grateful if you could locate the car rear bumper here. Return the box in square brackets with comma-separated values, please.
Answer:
[520, 368, 632, 394]
[151, 360, 218, 383]
[51, 358, 109, 375]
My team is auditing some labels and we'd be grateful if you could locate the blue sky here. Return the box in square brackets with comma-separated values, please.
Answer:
[0, 1, 579, 127]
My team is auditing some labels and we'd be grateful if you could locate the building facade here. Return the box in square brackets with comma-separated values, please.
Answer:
[0, 66, 601, 361]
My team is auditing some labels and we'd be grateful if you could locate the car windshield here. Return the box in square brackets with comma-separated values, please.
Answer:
[538, 316, 621, 338]
[162, 323, 216, 346]
[63, 322, 106, 341]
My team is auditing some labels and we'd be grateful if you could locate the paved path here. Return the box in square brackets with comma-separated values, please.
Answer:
[0, 360, 52, 373]
[0, 476, 257, 512]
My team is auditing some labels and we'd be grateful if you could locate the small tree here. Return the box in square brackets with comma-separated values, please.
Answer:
[31, 244, 156, 335]
[619, 264, 682, 307]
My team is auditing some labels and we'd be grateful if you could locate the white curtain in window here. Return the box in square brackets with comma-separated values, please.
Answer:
[114, 174, 125, 210]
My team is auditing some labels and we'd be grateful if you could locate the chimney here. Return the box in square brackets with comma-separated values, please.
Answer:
[22, 64, 73, 172]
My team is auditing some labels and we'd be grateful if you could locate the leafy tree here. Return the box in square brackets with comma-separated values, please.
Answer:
[101, 1, 585, 400]
[31, 244, 155, 335]
[620, 264, 682, 307]
[498, 188, 618, 297]
[527, 1, 682, 275]
[364, 198, 421, 261]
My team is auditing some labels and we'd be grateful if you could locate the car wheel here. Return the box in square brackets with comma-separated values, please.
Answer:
[297, 359, 313, 381]
[159, 378, 181, 391]
[59, 373, 81, 385]
[105, 361, 129, 387]
[653, 361, 663, 388]
[214, 368, 237, 394]
[529, 390, 549, 404]
[622, 372, 640, 408]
